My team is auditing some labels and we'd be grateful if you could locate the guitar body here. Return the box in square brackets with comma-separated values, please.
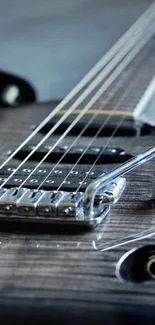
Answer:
[1, 4, 155, 323]
[0, 100, 154, 324]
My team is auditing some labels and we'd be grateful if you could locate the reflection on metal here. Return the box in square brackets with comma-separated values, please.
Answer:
[0, 176, 126, 227]
[84, 146, 155, 217]
[0, 187, 109, 227]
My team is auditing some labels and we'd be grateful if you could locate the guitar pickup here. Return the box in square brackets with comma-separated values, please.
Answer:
[0, 176, 126, 228]
[8, 145, 132, 164]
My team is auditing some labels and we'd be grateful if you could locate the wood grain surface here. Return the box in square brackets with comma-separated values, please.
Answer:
[0, 1, 155, 324]
[0, 100, 155, 324]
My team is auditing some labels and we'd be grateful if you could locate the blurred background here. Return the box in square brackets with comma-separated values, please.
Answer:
[0, 0, 153, 101]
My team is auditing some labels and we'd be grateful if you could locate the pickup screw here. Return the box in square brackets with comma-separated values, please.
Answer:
[63, 207, 73, 215]
[24, 207, 29, 212]
[44, 208, 50, 214]
[4, 205, 11, 211]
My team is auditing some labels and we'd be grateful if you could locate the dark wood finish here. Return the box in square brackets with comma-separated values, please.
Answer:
[0, 99, 155, 324]
[0, 7, 155, 323]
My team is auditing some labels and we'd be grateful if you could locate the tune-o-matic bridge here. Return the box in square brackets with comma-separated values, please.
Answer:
[0, 147, 154, 227]
[0, 177, 126, 227]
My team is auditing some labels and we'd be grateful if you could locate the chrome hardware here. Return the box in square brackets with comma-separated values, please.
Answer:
[37, 191, 66, 217]
[17, 189, 44, 216]
[0, 146, 155, 227]
[84, 146, 155, 218]
[0, 184, 116, 226]
[0, 188, 27, 214]
[57, 192, 83, 218]
[94, 177, 126, 205]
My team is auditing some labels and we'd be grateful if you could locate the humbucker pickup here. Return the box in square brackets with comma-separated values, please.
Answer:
[0, 176, 126, 227]
[8, 145, 132, 164]
[32, 118, 153, 137]
[0, 164, 107, 191]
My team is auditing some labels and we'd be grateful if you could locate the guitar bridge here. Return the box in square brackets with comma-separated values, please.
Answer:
[0, 146, 155, 227]
[0, 176, 126, 228]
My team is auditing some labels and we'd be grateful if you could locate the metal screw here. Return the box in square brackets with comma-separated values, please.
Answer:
[63, 207, 73, 215]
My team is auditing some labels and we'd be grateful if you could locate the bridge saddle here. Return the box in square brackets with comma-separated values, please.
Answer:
[0, 176, 126, 227]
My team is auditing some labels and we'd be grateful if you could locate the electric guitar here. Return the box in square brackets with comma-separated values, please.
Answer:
[0, 3, 155, 324]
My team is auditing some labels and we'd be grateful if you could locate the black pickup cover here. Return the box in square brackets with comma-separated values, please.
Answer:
[8, 145, 132, 164]
[0, 164, 107, 192]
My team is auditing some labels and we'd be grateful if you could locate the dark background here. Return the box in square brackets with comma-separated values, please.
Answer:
[0, 0, 153, 101]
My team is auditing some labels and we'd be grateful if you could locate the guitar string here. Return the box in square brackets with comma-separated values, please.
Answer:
[76, 116, 126, 193]
[74, 66, 155, 193]
[0, 16, 154, 189]
[56, 75, 141, 191]
[0, 5, 153, 173]
[0, 10, 152, 175]
[36, 27, 155, 190]
[76, 61, 155, 192]
[10, 25, 155, 190]
[36, 72, 131, 190]
[0, 22, 149, 188]
[0, 8, 155, 175]
[57, 41, 155, 190]
[15, 24, 155, 190]
[11, 30, 154, 188]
